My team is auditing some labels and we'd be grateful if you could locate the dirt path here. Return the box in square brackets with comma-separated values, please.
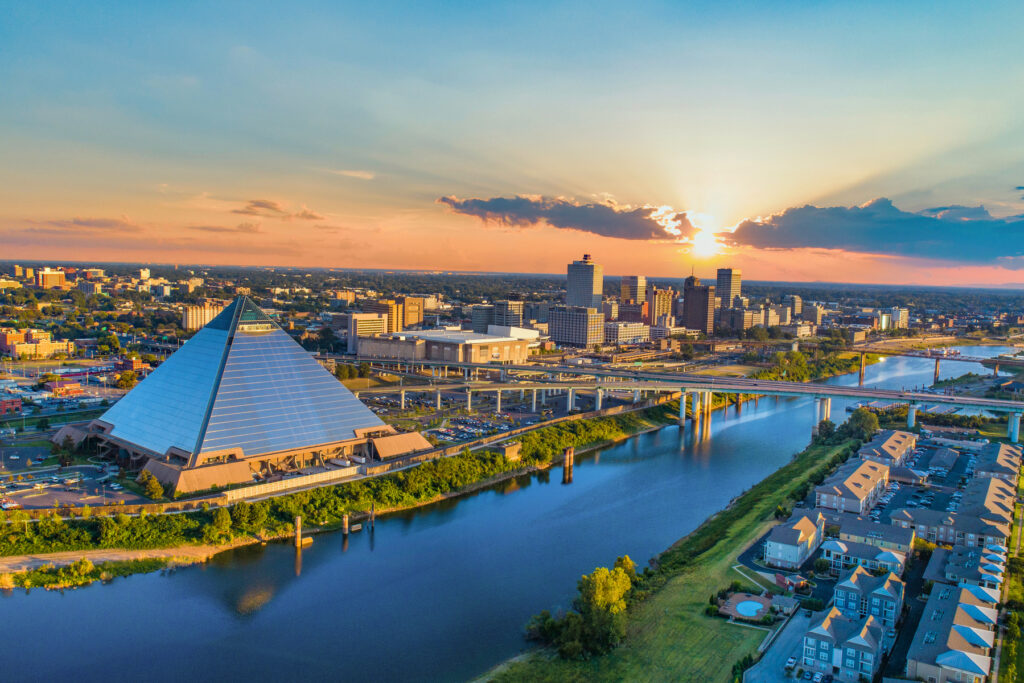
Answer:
[0, 537, 259, 573]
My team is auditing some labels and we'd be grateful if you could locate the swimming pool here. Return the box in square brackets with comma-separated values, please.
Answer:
[735, 600, 764, 618]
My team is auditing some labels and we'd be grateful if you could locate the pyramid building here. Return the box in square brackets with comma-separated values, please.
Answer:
[92, 296, 423, 493]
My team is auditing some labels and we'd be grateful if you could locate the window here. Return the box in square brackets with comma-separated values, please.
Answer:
[845, 658, 856, 669]
[819, 652, 828, 661]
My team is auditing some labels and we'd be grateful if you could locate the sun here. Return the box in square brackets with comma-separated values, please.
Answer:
[686, 212, 723, 257]
[691, 230, 721, 258]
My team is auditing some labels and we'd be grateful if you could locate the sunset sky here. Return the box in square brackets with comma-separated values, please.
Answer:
[3, 1, 1024, 285]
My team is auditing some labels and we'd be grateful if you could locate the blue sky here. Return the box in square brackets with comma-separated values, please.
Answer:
[2, 1, 1023, 283]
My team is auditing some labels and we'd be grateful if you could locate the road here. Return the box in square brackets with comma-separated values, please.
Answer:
[745, 612, 811, 682]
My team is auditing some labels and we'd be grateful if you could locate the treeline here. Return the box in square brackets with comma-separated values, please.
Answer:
[0, 404, 681, 559]
[751, 350, 876, 382]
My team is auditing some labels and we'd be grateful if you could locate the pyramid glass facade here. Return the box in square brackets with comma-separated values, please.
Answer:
[99, 297, 385, 461]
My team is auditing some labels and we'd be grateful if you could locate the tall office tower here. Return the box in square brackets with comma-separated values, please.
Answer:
[804, 304, 825, 325]
[549, 306, 605, 347]
[493, 300, 525, 327]
[646, 287, 674, 325]
[181, 302, 229, 331]
[682, 276, 715, 334]
[601, 300, 619, 321]
[139, 268, 151, 280]
[620, 275, 647, 303]
[365, 299, 405, 333]
[524, 301, 552, 323]
[566, 254, 603, 308]
[715, 268, 741, 307]
[470, 305, 495, 333]
[784, 294, 803, 317]
[396, 296, 426, 328]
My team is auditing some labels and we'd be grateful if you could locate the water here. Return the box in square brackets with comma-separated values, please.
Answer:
[0, 346, 1016, 682]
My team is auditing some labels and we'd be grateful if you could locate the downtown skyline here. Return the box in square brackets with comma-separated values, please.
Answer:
[3, 1, 1024, 285]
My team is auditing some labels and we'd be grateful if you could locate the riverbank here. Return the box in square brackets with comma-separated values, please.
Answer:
[0, 401, 693, 583]
[484, 437, 858, 682]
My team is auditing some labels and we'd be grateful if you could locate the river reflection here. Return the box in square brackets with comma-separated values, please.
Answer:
[0, 346, 1016, 683]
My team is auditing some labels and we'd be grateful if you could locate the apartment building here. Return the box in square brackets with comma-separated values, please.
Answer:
[763, 511, 825, 569]
[905, 584, 998, 683]
[815, 459, 890, 515]
[833, 566, 904, 628]
[802, 608, 884, 682]
[858, 430, 917, 467]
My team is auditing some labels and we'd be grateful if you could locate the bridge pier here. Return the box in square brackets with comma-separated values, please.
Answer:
[934, 358, 941, 384]
[705, 391, 712, 423]
[633, 389, 640, 404]
[567, 388, 575, 411]
[496, 390, 501, 413]
[531, 389, 538, 412]
[993, 363, 1000, 377]
[562, 447, 574, 484]
[466, 389, 472, 412]
[859, 352, 866, 386]
[821, 397, 831, 422]
[678, 390, 686, 426]
[400, 390, 406, 410]
[813, 398, 821, 437]
[436, 390, 442, 410]
[1008, 412, 1021, 443]
[907, 405, 917, 429]
[596, 388, 603, 411]
[692, 391, 703, 431]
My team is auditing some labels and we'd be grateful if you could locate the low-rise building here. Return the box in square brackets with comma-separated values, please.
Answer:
[833, 565, 904, 627]
[0, 328, 75, 359]
[815, 459, 890, 515]
[603, 321, 650, 345]
[857, 430, 916, 467]
[346, 313, 389, 355]
[924, 545, 1006, 591]
[905, 584, 997, 683]
[889, 508, 1009, 549]
[356, 329, 531, 364]
[973, 442, 1021, 484]
[802, 608, 884, 681]
[837, 517, 916, 553]
[763, 511, 825, 569]
[820, 539, 906, 576]
[0, 397, 21, 415]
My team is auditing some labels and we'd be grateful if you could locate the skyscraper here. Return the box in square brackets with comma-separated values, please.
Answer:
[567, 254, 603, 308]
[683, 276, 715, 334]
[620, 275, 646, 303]
[646, 287, 674, 325]
[549, 306, 605, 348]
[716, 268, 742, 307]
[365, 299, 405, 333]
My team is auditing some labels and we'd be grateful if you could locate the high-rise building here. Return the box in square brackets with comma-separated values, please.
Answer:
[35, 268, 66, 289]
[524, 302, 552, 323]
[493, 300, 525, 328]
[770, 305, 792, 325]
[618, 301, 648, 323]
[182, 302, 228, 331]
[620, 275, 646, 303]
[566, 254, 603, 308]
[347, 312, 389, 354]
[602, 300, 619, 321]
[784, 294, 803, 317]
[549, 306, 604, 348]
[604, 321, 650, 345]
[139, 268, 151, 280]
[470, 305, 495, 333]
[682, 276, 715, 334]
[890, 307, 909, 329]
[804, 304, 825, 325]
[715, 268, 741, 307]
[78, 280, 103, 295]
[396, 296, 425, 328]
[365, 299, 405, 333]
[646, 287, 674, 325]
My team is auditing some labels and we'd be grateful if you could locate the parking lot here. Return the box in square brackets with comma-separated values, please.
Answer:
[0, 465, 145, 509]
[744, 612, 815, 682]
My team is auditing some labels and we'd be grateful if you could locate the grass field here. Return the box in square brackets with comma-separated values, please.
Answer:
[487, 439, 855, 683]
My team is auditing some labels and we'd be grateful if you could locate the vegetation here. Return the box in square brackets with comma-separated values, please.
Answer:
[492, 437, 858, 682]
[0, 557, 170, 590]
[751, 350, 878, 382]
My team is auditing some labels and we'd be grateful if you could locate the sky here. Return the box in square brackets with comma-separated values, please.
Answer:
[2, 1, 1024, 285]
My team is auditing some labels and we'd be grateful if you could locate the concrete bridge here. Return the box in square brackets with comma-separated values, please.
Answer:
[350, 358, 1024, 442]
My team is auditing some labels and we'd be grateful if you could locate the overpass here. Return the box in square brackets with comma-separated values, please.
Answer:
[349, 358, 1024, 442]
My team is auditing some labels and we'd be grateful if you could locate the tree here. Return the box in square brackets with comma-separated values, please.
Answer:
[847, 407, 880, 441]
[139, 470, 164, 499]
[116, 370, 138, 390]
[814, 557, 831, 574]
[817, 420, 836, 440]
[358, 362, 371, 378]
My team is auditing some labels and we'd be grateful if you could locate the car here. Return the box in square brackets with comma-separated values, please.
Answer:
[785, 656, 796, 670]
[801, 671, 813, 680]
[813, 673, 824, 683]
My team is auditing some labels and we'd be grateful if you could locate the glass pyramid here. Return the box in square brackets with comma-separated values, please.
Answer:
[99, 296, 385, 463]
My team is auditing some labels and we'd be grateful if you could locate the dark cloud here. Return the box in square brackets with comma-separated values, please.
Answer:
[30, 216, 139, 232]
[187, 222, 262, 234]
[438, 195, 693, 241]
[729, 198, 1024, 265]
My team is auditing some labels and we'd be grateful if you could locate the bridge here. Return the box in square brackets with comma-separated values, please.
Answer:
[348, 357, 1024, 442]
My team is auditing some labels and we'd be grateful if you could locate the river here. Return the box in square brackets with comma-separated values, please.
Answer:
[0, 346, 1016, 682]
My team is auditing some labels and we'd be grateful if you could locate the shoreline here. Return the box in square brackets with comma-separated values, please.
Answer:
[0, 349, 942, 585]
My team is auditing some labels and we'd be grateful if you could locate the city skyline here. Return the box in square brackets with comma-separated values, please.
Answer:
[3, 1, 1024, 285]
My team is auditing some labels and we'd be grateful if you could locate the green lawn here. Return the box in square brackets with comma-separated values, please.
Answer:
[488, 439, 855, 682]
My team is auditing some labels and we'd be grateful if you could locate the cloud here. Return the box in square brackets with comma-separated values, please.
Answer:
[438, 195, 694, 241]
[29, 216, 140, 233]
[325, 169, 376, 180]
[232, 199, 323, 221]
[187, 222, 262, 234]
[728, 198, 1024, 265]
